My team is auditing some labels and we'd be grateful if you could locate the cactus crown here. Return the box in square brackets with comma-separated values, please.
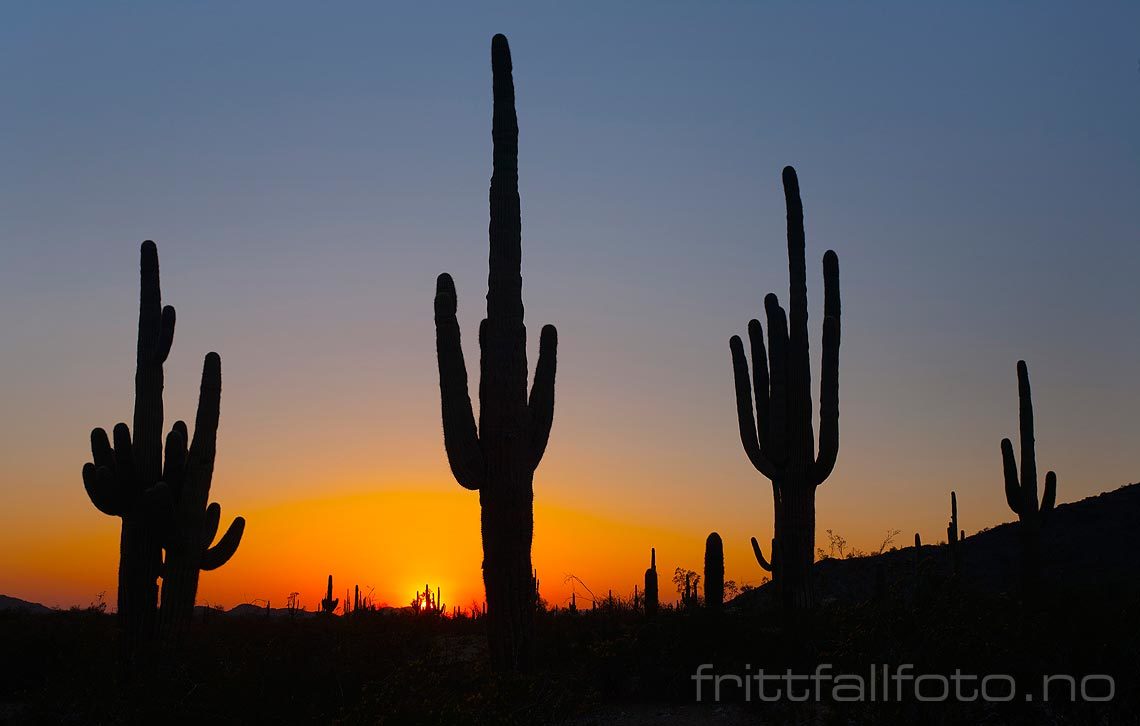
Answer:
[434, 34, 558, 493]
[730, 167, 841, 487]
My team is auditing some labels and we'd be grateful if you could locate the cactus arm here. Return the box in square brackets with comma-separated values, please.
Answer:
[83, 462, 121, 516]
[185, 353, 221, 501]
[184, 354, 246, 571]
[526, 324, 558, 468]
[156, 307, 175, 364]
[747, 319, 771, 452]
[200, 516, 244, 571]
[1015, 360, 1039, 511]
[434, 274, 484, 490]
[202, 502, 221, 549]
[111, 423, 136, 484]
[84, 427, 124, 515]
[1041, 471, 1057, 513]
[162, 424, 188, 502]
[731, 335, 775, 478]
[90, 427, 116, 471]
[751, 536, 773, 572]
[812, 251, 841, 486]
[764, 294, 789, 463]
[1001, 438, 1021, 514]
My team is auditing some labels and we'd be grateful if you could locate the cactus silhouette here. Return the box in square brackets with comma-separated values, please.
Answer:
[947, 491, 960, 576]
[643, 548, 658, 617]
[433, 34, 558, 671]
[704, 533, 724, 609]
[82, 242, 244, 652]
[913, 533, 922, 574]
[320, 575, 339, 614]
[750, 536, 775, 573]
[156, 352, 245, 641]
[730, 167, 841, 609]
[1001, 360, 1057, 588]
[82, 241, 176, 658]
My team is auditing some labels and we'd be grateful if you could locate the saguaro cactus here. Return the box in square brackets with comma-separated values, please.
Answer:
[947, 491, 960, 576]
[644, 548, 658, 616]
[913, 533, 922, 575]
[730, 167, 841, 609]
[433, 34, 558, 671]
[1000, 360, 1057, 588]
[320, 575, 339, 614]
[82, 241, 175, 656]
[704, 533, 725, 609]
[156, 352, 245, 641]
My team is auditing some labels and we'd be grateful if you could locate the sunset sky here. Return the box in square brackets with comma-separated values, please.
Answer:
[1, 2, 1138, 612]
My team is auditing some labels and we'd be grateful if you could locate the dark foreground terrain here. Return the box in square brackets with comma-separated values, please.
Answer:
[3, 485, 1139, 725]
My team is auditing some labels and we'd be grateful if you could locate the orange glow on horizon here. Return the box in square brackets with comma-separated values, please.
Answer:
[2, 487, 775, 613]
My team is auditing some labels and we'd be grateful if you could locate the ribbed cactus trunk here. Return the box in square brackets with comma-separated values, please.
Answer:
[730, 167, 841, 611]
[125, 244, 168, 650]
[433, 34, 558, 672]
[83, 241, 174, 664]
[1001, 360, 1057, 592]
[157, 353, 245, 643]
[779, 484, 817, 609]
[704, 533, 724, 609]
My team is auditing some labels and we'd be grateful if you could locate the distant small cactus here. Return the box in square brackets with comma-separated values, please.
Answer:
[1000, 360, 1057, 588]
[320, 575, 339, 614]
[947, 492, 961, 576]
[643, 548, 659, 617]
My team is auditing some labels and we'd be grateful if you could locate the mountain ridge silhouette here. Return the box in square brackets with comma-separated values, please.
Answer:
[731, 481, 1140, 609]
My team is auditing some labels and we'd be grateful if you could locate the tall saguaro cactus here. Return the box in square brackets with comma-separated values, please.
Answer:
[82, 241, 175, 656]
[433, 34, 558, 671]
[730, 167, 841, 610]
[704, 533, 725, 609]
[83, 242, 244, 654]
[1000, 360, 1057, 588]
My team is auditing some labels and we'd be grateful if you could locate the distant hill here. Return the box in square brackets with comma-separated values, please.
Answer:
[195, 603, 319, 619]
[0, 595, 54, 614]
[731, 482, 1140, 609]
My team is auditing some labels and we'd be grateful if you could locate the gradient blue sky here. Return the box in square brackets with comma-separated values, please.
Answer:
[1, 2, 1138, 608]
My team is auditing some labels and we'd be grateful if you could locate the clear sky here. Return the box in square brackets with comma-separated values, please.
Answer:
[1, 2, 1138, 612]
